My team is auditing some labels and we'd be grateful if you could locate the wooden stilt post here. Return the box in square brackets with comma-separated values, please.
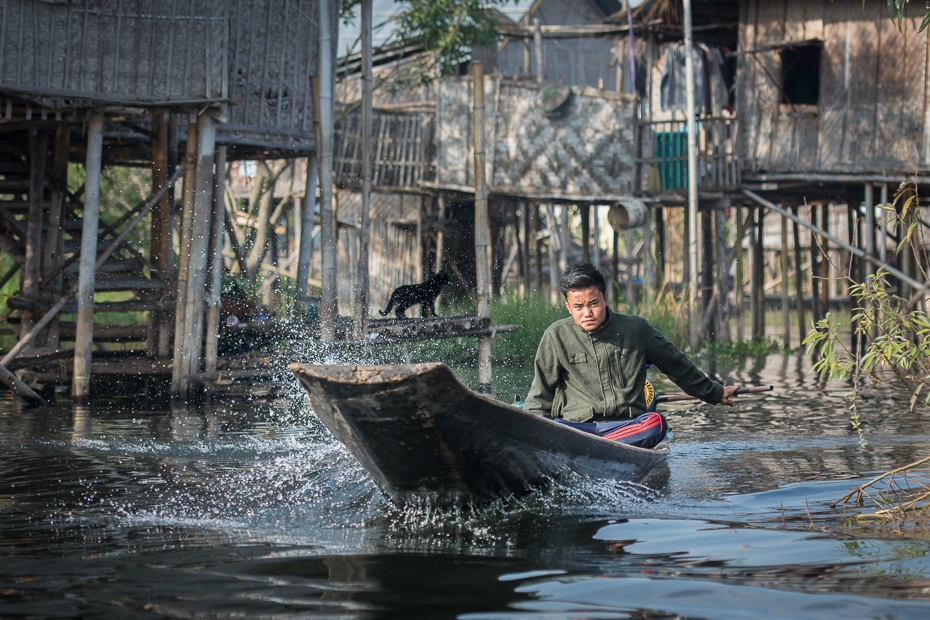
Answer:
[593, 204, 602, 273]
[864, 183, 877, 341]
[642, 203, 654, 292]
[791, 205, 806, 342]
[157, 114, 178, 357]
[73, 112, 105, 401]
[296, 155, 317, 302]
[318, 0, 337, 341]
[580, 203, 590, 263]
[735, 203, 744, 342]
[354, 0, 374, 339]
[715, 203, 730, 343]
[654, 205, 666, 284]
[176, 114, 216, 398]
[22, 131, 48, 349]
[751, 204, 765, 340]
[44, 121, 69, 352]
[436, 195, 447, 272]
[517, 200, 528, 281]
[864, 184, 875, 282]
[780, 213, 790, 349]
[821, 202, 830, 317]
[204, 144, 227, 378]
[612, 228, 620, 305]
[848, 205, 860, 356]
[534, 18, 544, 85]
[809, 203, 821, 325]
[560, 204, 569, 274]
[171, 119, 198, 395]
[546, 204, 559, 303]
[149, 112, 170, 356]
[473, 61, 492, 394]
[683, 0, 700, 349]
[626, 228, 636, 307]
[533, 204, 542, 291]
[700, 208, 713, 317]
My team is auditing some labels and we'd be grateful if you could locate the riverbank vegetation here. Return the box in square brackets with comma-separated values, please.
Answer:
[804, 182, 930, 531]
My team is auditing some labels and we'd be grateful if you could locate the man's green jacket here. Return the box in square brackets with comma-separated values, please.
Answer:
[524, 311, 723, 422]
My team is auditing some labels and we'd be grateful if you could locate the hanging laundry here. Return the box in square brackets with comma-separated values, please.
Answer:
[660, 43, 707, 112]
[700, 43, 730, 114]
[660, 42, 731, 114]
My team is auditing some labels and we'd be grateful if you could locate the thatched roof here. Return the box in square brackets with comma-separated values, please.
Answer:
[607, 0, 739, 28]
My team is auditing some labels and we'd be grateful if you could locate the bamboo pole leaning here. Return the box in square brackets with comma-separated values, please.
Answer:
[742, 189, 930, 295]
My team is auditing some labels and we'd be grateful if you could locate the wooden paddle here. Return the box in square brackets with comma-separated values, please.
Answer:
[654, 384, 773, 404]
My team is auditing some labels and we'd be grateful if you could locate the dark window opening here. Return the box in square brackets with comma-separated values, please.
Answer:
[780, 45, 821, 105]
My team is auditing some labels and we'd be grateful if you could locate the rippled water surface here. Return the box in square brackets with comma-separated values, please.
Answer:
[2, 353, 929, 619]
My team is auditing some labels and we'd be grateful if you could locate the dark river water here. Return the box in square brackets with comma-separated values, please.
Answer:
[2, 353, 929, 619]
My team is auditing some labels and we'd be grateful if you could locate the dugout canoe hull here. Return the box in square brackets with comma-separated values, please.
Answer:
[289, 362, 669, 506]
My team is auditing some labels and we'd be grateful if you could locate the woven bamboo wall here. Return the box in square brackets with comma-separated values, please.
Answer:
[436, 77, 637, 200]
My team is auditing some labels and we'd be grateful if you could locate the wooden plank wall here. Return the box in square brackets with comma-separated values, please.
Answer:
[335, 191, 422, 317]
[740, 0, 928, 175]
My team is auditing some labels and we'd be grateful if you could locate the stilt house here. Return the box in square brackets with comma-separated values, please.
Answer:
[0, 0, 339, 400]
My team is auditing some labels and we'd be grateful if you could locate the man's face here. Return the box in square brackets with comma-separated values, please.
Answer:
[565, 286, 609, 331]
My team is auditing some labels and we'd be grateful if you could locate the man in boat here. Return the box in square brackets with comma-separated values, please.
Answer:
[524, 263, 739, 448]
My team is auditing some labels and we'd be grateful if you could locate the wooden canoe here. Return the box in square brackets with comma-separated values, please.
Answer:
[289, 362, 669, 506]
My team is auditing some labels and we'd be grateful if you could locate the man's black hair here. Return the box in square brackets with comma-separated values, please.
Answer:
[558, 263, 607, 298]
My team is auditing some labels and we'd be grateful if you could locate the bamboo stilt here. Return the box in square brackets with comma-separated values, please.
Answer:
[318, 0, 337, 341]
[149, 113, 169, 356]
[296, 155, 317, 302]
[204, 145, 227, 377]
[354, 0, 374, 339]
[44, 121, 69, 351]
[751, 205, 765, 339]
[176, 114, 216, 397]
[172, 119, 199, 389]
[735, 203, 744, 342]
[21, 131, 48, 349]
[791, 205, 806, 340]
[781, 213, 790, 349]
[715, 205, 730, 343]
[473, 62, 492, 394]
[73, 113, 105, 401]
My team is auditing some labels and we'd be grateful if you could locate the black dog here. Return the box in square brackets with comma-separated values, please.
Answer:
[379, 271, 451, 319]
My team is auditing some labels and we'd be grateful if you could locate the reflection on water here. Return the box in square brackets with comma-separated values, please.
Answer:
[1, 352, 929, 618]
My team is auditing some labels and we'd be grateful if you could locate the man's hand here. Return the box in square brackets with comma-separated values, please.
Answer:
[719, 384, 741, 406]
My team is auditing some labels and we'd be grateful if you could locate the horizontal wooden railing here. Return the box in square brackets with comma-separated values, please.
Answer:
[635, 117, 741, 193]
[334, 111, 435, 190]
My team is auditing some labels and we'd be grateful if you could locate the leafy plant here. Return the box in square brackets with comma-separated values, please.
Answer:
[804, 182, 930, 530]
[805, 184, 930, 422]
[882, 0, 930, 33]
[341, 0, 516, 88]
